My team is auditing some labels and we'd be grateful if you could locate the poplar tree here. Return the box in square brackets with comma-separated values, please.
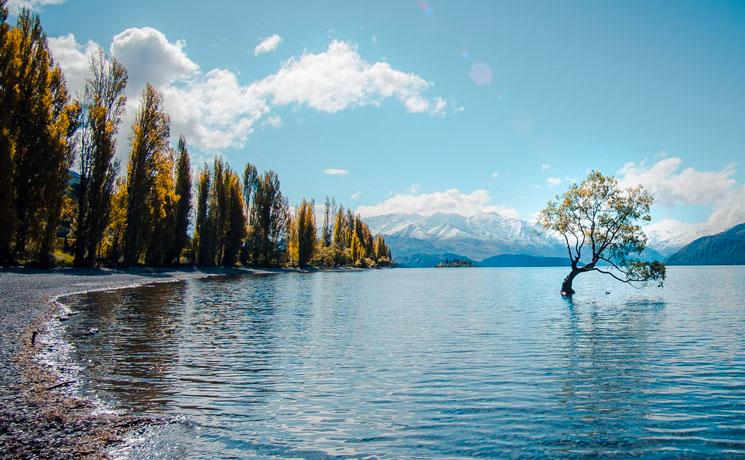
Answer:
[248, 170, 288, 265]
[326, 203, 392, 268]
[0, 0, 14, 262]
[173, 135, 191, 263]
[74, 50, 127, 267]
[374, 234, 390, 265]
[320, 196, 334, 247]
[123, 84, 170, 266]
[207, 157, 226, 265]
[0, 10, 78, 264]
[145, 146, 178, 266]
[194, 166, 211, 266]
[240, 163, 258, 264]
[222, 170, 246, 267]
[288, 199, 316, 266]
[332, 205, 347, 248]
[7, 11, 49, 258]
[101, 177, 127, 263]
[242, 163, 258, 213]
[38, 67, 81, 267]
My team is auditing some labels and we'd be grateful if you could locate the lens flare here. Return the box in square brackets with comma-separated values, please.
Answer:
[419, 1, 433, 15]
[469, 62, 493, 86]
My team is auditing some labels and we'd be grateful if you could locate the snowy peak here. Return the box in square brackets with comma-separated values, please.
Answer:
[364, 211, 709, 267]
[364, 212, 565, 266]
[643, 220, 708, 256]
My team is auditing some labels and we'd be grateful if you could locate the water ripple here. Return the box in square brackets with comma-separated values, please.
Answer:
[60, 267, 745, 458]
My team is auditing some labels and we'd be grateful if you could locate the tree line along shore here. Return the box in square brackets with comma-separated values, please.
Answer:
[0, 3, 392, 270]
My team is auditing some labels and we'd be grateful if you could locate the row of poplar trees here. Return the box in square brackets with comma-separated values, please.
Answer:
[192, 164, 392, 268]
[0, 3, 392, 269]
[0, 4, 81, 266]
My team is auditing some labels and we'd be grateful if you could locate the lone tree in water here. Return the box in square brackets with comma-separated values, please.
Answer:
[538, 171, 666, 296]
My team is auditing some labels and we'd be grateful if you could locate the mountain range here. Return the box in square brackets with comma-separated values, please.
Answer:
[667, 223, 745, 265]
[365, 213, 566, 267]
[363, 212, 567, 267]
[364, 211, 743, 267]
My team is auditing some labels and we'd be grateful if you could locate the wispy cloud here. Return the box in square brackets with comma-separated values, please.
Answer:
[324, 168, 348, 176]
[254, 34, 282, 56]
[546, 177, 562, 188]
[6, 0, 64, 13]
[261, 115, 282, 129]
[351, 191, 362, 200]
[408, 184, 421, 193]
[541, 163, 551, 171]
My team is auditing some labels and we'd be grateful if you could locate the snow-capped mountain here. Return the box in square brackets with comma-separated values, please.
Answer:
[643, 220, 708, 257]
[364, 212, 566, 266]
[364, 212, 709, 267]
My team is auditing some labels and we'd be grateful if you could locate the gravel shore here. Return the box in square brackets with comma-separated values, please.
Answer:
[0, 266, 266, 459]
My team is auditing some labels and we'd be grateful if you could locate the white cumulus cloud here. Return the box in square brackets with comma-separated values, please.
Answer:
[618, 157, 745, 244]
[618, 156, 736, 206]
[252, 40, 446, 115]
[47, 33, 100, 96]
[110, 27, 199, 91]
[49, 32, 448, 152]
[356, 189, 519, 219]
[703, 185, 745, 234]
[254, 34, 282, 55]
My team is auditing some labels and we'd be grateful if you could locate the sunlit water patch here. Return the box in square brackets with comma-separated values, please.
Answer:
[59, 267, 745, 458]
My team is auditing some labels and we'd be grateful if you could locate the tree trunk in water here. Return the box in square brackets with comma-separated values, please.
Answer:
[561, 269, 580, 296]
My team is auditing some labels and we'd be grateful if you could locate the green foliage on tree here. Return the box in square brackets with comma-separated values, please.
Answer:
[0, 7, 80, 265]
[0, 0, 15, 263]
[321, 203, 391, 268]
[320, 196, 334, 247]
[246, 170, 289, 266]
[539, 170, 666, 296]
[144, 145, 178, 266]
[288, 199, 316, 266]
[0, 5, 391, 271]
[123, 84, 170, 266]
[191, 159, 247, 267]
[73, 49, 127, 267]
[222, 168, 246, 267]
[194, 166, 211, 266]
[100, 177, 126, 263]
[173, 135, 192, 263]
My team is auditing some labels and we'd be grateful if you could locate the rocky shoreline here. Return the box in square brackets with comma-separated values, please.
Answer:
[0, 267, 271, 459]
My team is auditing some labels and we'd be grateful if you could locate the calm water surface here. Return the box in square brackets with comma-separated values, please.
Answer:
[60, 267, 745, 458]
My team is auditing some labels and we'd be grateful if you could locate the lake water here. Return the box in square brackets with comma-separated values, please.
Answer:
[59, 267, 745, 458]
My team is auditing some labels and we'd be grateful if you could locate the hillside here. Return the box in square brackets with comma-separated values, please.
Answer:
[667, 223, 745, 265]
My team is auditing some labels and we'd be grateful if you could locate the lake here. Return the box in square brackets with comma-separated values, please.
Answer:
[57, 267, 745, 458]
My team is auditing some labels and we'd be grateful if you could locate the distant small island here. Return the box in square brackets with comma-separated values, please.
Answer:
[435, 259, 473, 268]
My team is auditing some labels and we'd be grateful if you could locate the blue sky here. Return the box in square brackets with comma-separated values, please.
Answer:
[11, 0, 745, 238]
